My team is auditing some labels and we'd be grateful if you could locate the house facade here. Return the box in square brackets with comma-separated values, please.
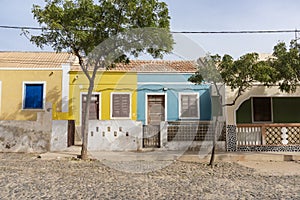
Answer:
[0, 52, 222, 152]
[134, 61, 222, 150]
[226, 85, 300, 152]
[66, 60, 220, 151]
[0, 52, 71, 152]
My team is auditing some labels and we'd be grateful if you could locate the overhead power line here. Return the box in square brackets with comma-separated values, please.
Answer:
[171, 30, 298, 34]
[0, 25, 42, 30]
[0, 25, 299, 34]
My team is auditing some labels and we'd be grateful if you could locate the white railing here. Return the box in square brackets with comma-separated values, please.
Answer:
[236, 123, 300, 146]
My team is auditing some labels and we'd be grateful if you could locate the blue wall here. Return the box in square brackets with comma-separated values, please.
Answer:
[137, 73, 212, 124]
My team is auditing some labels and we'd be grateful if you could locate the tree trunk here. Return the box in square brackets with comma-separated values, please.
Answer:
[209, 118, 218, 167]
[81, 81, 94, 160]
[209, 83, 223, 168]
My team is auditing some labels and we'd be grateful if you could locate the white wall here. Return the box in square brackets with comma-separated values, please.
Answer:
[88, 120, 143, 151]
[50, 120, 68, 151]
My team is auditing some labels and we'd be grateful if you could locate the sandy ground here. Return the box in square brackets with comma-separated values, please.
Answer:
[237, 160, 300, 176]
[1, 153, 300, 199]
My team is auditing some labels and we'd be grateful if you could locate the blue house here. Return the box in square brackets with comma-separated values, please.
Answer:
[137, 73, 211, 125]
[112, 60, 212, 125]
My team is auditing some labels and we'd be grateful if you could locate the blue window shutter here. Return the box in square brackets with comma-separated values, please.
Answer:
[24, 84, 44, 109]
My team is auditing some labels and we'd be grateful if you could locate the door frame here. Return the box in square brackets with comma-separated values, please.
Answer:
[145, 93, 167, 125]
[80, 92, 101, 126]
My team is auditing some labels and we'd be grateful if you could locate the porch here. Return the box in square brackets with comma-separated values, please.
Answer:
[143, 121, 226, 151]
[232, 123, 300, 151]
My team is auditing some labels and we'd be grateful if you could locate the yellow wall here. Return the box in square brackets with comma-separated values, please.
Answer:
[0, 70, 63, 121]
[69, 71, 137, 125]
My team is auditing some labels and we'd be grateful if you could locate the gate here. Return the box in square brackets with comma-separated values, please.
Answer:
[143, 125, 160, 148]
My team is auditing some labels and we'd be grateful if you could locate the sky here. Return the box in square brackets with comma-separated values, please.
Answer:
[1, 0, 300, 59]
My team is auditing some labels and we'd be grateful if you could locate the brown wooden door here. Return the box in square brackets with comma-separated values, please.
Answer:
[82, 94, 99, 120]
[147, 95, 165, 125]
[143, 95, 165, 148]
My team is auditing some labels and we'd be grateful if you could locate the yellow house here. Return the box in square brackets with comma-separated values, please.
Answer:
[0, 52, 71, 121]
[68, 69, 137, 126]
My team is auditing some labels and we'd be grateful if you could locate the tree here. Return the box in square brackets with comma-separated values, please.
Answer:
[268, 40, 300, 93]
[28, 0, 173, 160]
[188, 53, 274, 167]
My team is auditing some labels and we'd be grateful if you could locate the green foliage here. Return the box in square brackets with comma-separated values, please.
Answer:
[188, 55, 222, 84]
[29, 0, 172, 59]
[269, 40, 300, 93]
[189, 53, 275, 106]
[189, 53, 274, 90]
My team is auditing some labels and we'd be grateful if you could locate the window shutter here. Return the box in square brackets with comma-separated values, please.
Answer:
[180, 94, 198, 118]
[24, 84, 44, 109]
[112, 94, 130, 118]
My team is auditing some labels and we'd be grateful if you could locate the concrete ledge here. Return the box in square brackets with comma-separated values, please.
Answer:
[38, 146, 300, 162]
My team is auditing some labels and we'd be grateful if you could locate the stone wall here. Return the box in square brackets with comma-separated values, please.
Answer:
[0, 103, 52, 153]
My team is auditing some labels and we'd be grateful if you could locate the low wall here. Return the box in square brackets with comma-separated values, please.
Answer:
[161, 121, 226, 151]
[88, 120, 143, 151]
[0, 104, 52, 153]
[50, 120, 68, 151]
[165, 141, 226, 151]
[226, 124, 300, 152]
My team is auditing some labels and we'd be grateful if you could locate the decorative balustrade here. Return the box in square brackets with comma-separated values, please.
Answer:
[236, 123, 300, 146]
[167, 121, 226, 141]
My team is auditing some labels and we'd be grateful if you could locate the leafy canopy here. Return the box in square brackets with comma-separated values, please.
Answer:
[189, 53, 275, 106]
[269, 40, 300, 93]
[30, 0, 173, 59]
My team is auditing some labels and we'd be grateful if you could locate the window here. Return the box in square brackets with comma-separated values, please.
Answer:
[179, 93, 199, 119]
[23, 82, 45, 109]
[111, 93, 131, 118]
[252, 97, 272, 122]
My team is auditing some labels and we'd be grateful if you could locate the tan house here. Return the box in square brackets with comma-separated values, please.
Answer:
[226, 54, 300, 152]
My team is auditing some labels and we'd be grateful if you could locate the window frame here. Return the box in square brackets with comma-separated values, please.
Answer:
[251, 97, 273, 123]
[22, 81, 46, 110]
[178, 92, 200, 119]
[110, 92, 132, 119]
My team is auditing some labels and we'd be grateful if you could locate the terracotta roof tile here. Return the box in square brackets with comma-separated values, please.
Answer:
[71, 60, 197, 73]
[0, 52, 72, 69]
[0, 52, 197, 73]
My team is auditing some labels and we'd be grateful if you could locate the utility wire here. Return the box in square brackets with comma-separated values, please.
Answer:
[0, 25, 299, 34]
[172, 30, 298, 34]
[0, 25, 42, 30]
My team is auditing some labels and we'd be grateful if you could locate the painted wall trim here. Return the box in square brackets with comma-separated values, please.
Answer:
[79, 92, 102, 126]
[138, 82, 195, 85]
[61, 64, 70, 112]
[22, 81, 47, 110]
[145, 93, 167, 125]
